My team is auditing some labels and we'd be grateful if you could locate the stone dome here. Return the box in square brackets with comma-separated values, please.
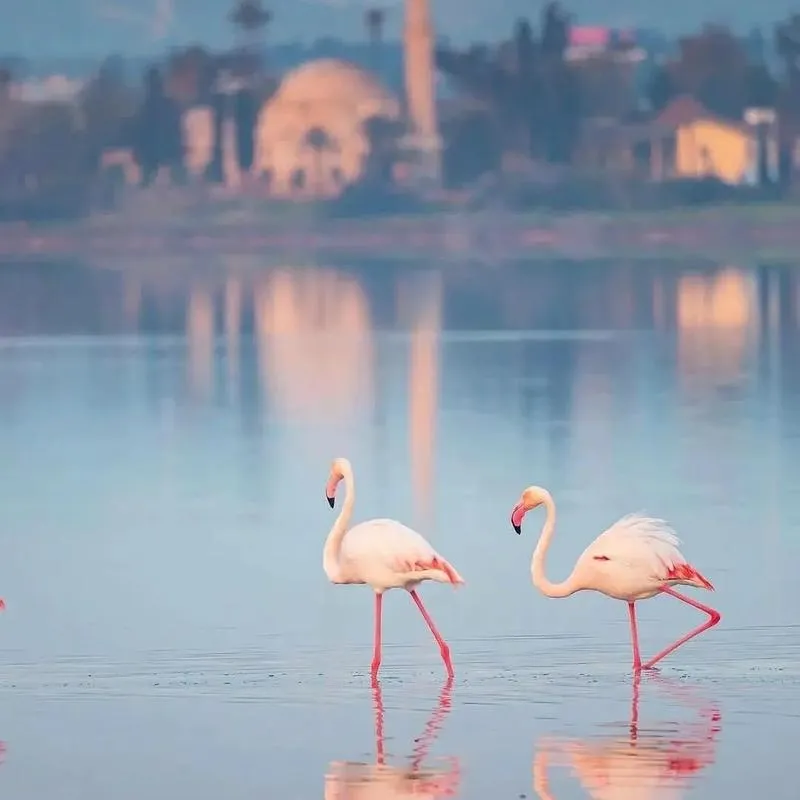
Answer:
[254, 58, 402, 198]
[272, 58, 398, 112]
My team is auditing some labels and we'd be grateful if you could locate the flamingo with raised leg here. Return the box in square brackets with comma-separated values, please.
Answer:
[510, 486, 720, 671]
[324, 458, 464, 679]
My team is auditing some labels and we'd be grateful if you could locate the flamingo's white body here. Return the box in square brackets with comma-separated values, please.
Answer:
[329, 518, 462, 593]
[323, 458, 463, 678]
[511, 486, 720, 671]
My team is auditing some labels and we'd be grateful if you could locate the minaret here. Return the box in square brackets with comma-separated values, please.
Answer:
[403, 0, 442, 188]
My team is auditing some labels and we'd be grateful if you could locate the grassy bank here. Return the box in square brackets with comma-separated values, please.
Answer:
[3, 202, 800, 264]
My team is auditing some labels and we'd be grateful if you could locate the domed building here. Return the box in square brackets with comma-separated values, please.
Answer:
[253, 59, 401, 198]
[107, 0, 442, 198]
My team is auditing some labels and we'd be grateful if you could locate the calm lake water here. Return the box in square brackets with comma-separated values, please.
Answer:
[0, 257, 798, 799]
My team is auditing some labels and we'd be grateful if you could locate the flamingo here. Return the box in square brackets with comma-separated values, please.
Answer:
[510, 486, 720, 671]
[323, 458, 464, 679]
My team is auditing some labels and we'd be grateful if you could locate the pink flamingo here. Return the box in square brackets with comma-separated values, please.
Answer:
[324, 458, 464, 679]
[510, 486, 720, 671]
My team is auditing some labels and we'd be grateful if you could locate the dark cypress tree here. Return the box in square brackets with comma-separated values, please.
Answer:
[205, 90, 226, 183]
[133, 66, 185, 185]
[233, 89, 257, 172]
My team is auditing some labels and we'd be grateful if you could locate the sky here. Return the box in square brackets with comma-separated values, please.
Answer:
[3, 0, 799, 57]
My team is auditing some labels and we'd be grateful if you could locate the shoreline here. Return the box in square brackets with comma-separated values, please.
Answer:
[3, 206, 800, 263]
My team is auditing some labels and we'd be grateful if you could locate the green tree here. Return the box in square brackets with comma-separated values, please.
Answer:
[229, 0, 271, 52]
[776, 14, 800, 76]
[166, 45, 217, 106]
[0, 101, 91, 219]
[364, 7, 387, 72]
[651, 25, 777, 119]
[132, 66, 184, 186]
[79, 55, 138, 167]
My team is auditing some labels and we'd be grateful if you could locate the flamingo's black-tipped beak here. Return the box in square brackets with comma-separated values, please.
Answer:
[511, 502, 524, 534]
[326, 494, 335, 508]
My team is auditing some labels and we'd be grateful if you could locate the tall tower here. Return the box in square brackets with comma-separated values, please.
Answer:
[403, 0, 442, 188]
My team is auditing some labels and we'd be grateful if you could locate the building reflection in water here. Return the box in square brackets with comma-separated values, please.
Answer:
[186, 281, 216, 401]
[253, 267, 374, 423]
[399, 271, 443, 529]
[122, 275, 142, 331]
[62, 258, 800, 471]
[223, 274, 243, 400]
[324, 679, 459, 800]
[532, 674, 721, 800]
[569, 338, 618, 486]
[674, 267, 757, 393]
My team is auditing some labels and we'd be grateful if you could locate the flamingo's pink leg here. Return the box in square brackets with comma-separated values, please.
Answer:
[370, 677, 386, 764]
[371, 593, 383, 678]
[628, 602, 642, 672]
[629, 671, 641, 741]
[409, 590, 454, 678]
[643, 586, 721, 670]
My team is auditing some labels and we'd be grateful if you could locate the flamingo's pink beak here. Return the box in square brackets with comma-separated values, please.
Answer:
[0, 598, 6, 611]
[325, 475, 339, 508]
[511, 503, 526, 534]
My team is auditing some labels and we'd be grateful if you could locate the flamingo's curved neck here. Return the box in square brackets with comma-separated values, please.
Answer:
[531, 492, 580, 598]
[323, 463, 355, 582]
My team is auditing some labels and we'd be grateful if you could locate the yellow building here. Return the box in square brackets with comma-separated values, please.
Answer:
[648, 95, 775, 185]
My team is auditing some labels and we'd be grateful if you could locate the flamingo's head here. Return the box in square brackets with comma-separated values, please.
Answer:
[510, 486, 549, 534]
[326, 457, 350, 508]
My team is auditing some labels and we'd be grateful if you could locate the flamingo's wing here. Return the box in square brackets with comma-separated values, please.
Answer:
[580, 513, 685, 580]
[341, 519, 462, 582]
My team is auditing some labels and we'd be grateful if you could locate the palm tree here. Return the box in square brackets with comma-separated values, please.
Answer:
[364, 8, 386, 72]
[229, 1, 272, 53]
[304, 126, 338, 195]
[365, 7, 385, 43]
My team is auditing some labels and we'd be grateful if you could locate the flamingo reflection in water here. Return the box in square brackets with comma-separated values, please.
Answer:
[533, 674, 721, 800]
[325, 679, 460, 800]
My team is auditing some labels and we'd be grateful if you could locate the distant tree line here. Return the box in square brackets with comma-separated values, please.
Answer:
[436, 3, 800, 193]
[0, 1, 273, 218]
[129, 47, 269, 186]
[8, 2, 800, 219]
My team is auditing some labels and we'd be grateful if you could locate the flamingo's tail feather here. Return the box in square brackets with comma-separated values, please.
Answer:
[666, 562, 714, 591]
[406, 555, 465, 585]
